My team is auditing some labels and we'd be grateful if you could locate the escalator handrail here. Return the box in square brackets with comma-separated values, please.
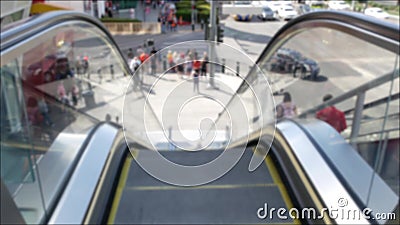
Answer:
[47, 122, 123, 224]
[290, 119, 399, 223]
[275, 119, 370, 224]
[0, 10, 131, 75]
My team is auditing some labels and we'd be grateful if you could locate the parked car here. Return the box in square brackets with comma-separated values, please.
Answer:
[259, 6, 276, 21]
[328, 0, 351, 11]
[268, 48, 320, 80]
[54, 54, 74, 80]
[305, 0, 325, 7]
[25, 54, 57, 85]
[278, 5, 298, 20]
[234, 0, 252, 5]
[267, 1, 282, 14]
[364, 7, 390, 19]
[297, 4, 313, 15]
[233, 14, 253, 22]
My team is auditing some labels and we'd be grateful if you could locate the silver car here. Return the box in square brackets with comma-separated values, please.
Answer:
[259, 6, 276, 21]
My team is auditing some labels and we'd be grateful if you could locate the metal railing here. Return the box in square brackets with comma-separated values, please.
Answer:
[298, 69, 399, 145]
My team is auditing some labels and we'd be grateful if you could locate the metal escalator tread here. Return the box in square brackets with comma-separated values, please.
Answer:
[111, 148, 294, 224]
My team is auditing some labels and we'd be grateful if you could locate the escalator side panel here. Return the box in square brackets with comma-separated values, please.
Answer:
[84, 131, 128, 224]
[47, 123, 119, 224]
[277, 120, 369, 224]
[298, 119, 399, 223]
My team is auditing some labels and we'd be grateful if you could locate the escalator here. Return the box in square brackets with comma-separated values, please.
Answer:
[1, 9, 399, 225]
[108, 148, 296, 224]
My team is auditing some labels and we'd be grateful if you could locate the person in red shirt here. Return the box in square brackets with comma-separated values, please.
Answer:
[192, 58, 201, 93]
[193, 59, 202, 74]
[316, 94, 347, 133]
[139, 52, 149, 63]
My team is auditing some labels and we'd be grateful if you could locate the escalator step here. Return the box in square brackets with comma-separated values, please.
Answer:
[112, 148, 293, 224]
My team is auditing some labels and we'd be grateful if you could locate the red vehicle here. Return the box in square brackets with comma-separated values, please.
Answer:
[25, 54, 57, 85]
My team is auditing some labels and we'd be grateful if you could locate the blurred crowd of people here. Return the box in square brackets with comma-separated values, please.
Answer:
[127, 46, 209, 77]
[158, 2, 178, 33]
[166, 50, 208, 77]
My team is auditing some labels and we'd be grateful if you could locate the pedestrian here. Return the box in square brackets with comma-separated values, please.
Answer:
[193, 66, 200, 93]
[316, 94, 347, 133]
[27, 97, 43, 125]
[150, 46, 157, 56]
[276, 92, 297, 119]
[55, 57, 73, 80]
[136, 46, 143, 56]
[167, 11, 173, 31]
[38, 97, 53, 126]
[71, 84, 79, 106]
[127, 48, 134, 59]
[167, 50, 175, 72]
[139, 51, 149, 75]
[82, 56, 89, 74]
[106, 7, 113, 17]
[172, 51, 179, 71]
[129, 56, 141, 73]
[150, 47, 157, 75]
[193, 57, 202, 75]
[57, 81, 69, 112]
[185, 52, 193, 76]
[172, 14, 177, 32]
[176, 53, 185, 75]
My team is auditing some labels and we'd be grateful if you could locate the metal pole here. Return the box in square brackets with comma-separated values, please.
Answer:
[236, 62, 240, 77]
[209, 0, 217, 87]
[350, 92, 365, 149]
[221, 58, 225, 73]
[191, 0, 195, 31]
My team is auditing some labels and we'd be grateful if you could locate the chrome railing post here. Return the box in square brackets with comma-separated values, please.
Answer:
[350, 92, 366, 148]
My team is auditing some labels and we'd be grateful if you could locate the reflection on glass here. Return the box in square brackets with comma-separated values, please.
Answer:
[258, 27, 399, 199]
[1, 20, 130, 223]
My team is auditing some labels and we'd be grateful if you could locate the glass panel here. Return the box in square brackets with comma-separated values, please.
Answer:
[260, 28, 396, 116]
[1, 20, 131, 223]
[370, 56, 399, 197]
[1, 59, 46, 224]
[258, 26, 399, 202]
